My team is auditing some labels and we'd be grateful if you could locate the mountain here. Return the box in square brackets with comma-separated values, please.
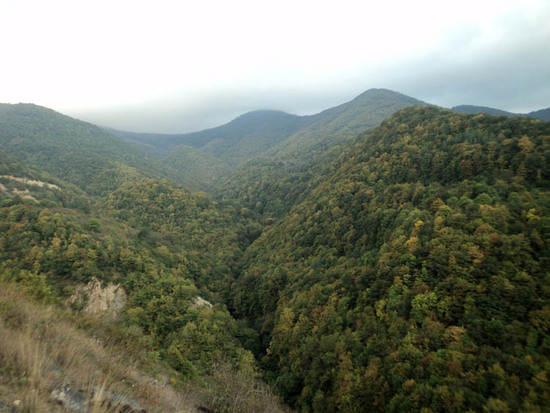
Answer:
[452, 104, 550, 122]
[0, 143, 284, 411]
[112, 110, 310, 191]
[173, 110, 312, 166]
[2, 93, 549, 412]
[113, 89, 425, 195]
[114, 110, 310, 164]
[0, 105, 286, 410]
[272, 88, 427, 156]
[451, 104, 519, 117]
[528, 107, 550, 121]
[215, 88, 426, 218]
[0, 103, 174, 195]
[229, 106, 550, 411]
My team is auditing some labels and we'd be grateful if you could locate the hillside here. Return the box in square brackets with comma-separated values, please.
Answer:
[229, 107, 550, 411]
[529, 107, 550, 122]
[0, 146, 284, 411]
[215, 89, 426, 218]
[452, 105, 519, 117]
[112, 110, 309, 191]
[115, 110, 309, 157]
[0, 104, 174, 195]
[453, 104, 550, 122]
[162, 144, 232, 191]
[1, 96, 549, 412]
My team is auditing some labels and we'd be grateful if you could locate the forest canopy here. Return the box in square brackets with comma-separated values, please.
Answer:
[0, 99, 549, 412]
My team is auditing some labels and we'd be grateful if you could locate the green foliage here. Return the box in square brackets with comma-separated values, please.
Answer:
[0, 178, 259, 383]
[100, 178, 262, 294]
[2, 100, 550, 412]
[215, 88, 426, 219]
[230, 107, 550, 411]
[161, 144, 231, 192]
[0, 104, 172, 196]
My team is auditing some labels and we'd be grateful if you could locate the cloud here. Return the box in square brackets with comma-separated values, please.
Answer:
[1, 0, 549, 132]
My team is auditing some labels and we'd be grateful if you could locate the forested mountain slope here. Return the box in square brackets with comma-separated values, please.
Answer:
[453, 104, 550, 121]
[0, 150, 89, 208]
[2, 96, 550, 412]
[230, 107, 550, 411]
[173, 110, 311, 166]
[114, 110, 309, 157]
[215, 89, 426, 218]
[0, 104, 174, 195]
[452, 105, 519, 117]
[0, 140, 284, 410]
[113, 110, 310, 191]
[529, 107, 550, 122]
[162, 144, 233, 191]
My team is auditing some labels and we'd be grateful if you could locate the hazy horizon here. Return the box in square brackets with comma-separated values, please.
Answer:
[2, 0, 549, 133]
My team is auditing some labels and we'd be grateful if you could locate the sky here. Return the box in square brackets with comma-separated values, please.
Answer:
[1, 0, 549, 133]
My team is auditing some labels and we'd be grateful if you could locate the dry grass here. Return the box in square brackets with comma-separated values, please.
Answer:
[0, 283, 198, 412]
[0, 282, 290, 412]
[197, 362, 291, 413]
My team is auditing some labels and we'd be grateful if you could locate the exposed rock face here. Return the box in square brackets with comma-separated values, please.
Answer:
[0, 175, 60, 189]
[192, 296, 213, 310]
[0, 400, 18, 413]
[50, 387, 87, 413]
[92, 388, 146, 413]
[69, 278, 127, 318]
[51, 386, 145, 413]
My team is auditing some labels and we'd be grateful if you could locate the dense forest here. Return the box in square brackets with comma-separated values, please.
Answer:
[0, 92, 549, 412]
[231, 107, 550, 411]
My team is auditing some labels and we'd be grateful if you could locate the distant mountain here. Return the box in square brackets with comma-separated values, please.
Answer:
[278, 88, 427, 156]
[528, 107, 550, 121]
[0, 104, 172, 195]
[114, 90, 425, 194]
[113, 110, 311, 165]
[215, 88, 427, 217]
[162, 143, 232, 191]
[452, 105, 519, 117]
[452, 104, 550, 121]
[111, 110, 311, 191]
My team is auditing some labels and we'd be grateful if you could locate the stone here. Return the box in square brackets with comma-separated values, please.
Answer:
[69, 277, 128, 318]
[192, 296, 213, 310]
[92, 388, 145, 413]
[50, 387, 87, 413]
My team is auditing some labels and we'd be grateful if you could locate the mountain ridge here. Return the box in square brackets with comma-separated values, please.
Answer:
[230, 106, 550, 411]
[0, 103, 173, 195]
[0, 94, 549, 412]
[452, 104, 550, 120]
[214, 88, 428, 218]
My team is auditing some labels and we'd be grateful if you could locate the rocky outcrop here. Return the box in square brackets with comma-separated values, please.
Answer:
[69, 278, 127, 318]
[50, 387, 87, 413]
[51, 386, 145, 413]
[192, 296, 213, 310]
[0, 175, 60, 190]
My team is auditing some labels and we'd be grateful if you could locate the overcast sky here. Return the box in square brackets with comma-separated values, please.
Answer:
[1, 0, 549, 133]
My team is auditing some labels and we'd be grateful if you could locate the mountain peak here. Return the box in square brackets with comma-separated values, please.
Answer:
[352, 88, 426, 105]
[231, 109, 298, 124]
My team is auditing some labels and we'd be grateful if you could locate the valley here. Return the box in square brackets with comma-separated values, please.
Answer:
[0, 90, 549, 412]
